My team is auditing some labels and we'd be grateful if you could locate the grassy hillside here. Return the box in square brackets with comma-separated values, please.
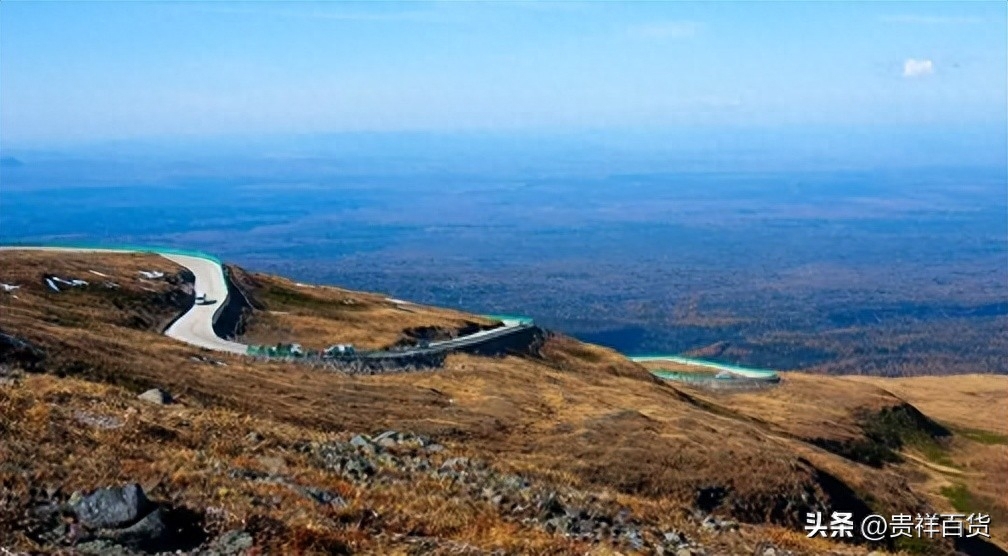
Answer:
[1, 250, 1004, 555]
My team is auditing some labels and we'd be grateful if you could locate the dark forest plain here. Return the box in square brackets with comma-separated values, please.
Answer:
[2, 130, 1005, 376]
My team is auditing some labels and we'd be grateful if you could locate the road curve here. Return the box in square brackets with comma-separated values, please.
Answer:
[161, 253, 246, 354]
[2, 245, 532, 358]
[0, 246, 245, 354]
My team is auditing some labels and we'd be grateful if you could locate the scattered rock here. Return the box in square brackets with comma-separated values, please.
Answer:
[624, 528, 644, 550]
[71, 483, 154, 530]
[190, 354, 228, 367]
[137, 388, 172, 405]
[206, 529, 255, 555]
[60, 483, 206, 547]
[297, 486, 347, 508]
[300, 432, 716, 554]
[257, 455, 288, 475]
[700, 514, 737, 534]
[107, 506, 167, 548]
[74, 539, 137, 555]
[0, 364, 22, 386]
[228, 468, 269, 481]
[73, 410, 124, 430]
[440, 457, 470, 471]
[0, 330, 45, 371]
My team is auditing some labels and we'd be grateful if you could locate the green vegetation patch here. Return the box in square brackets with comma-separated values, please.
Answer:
[940, 483, 978, 513]
[260, 284, 321, 309]
[893, 535, 934, 555]
[259, 284, 369, 319]
[955, 427, 1008, 445]
[814, 403, 954, 468]
[810, 437, 902, 467]
[865, 403, 957, 468]
[911, 438, 958, 468]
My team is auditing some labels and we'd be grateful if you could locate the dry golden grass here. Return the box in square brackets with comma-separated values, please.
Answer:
[847, 374, 1008, 435]
[4, 250, 1004, 554]
[233, 269, 497, 350]
[0, 372, 595, 554]
[843, 374, 1008, 548]
[0, 250, 181, 284]
[637, 360, 721, 375]
[714, 372, 901, 441]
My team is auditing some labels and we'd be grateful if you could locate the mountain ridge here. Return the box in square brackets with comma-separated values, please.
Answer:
[1, 249, 1005, 554]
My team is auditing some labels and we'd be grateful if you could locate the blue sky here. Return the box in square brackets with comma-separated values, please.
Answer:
[1, 1, 1005, 146]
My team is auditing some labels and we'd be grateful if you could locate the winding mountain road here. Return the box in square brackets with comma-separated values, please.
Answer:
[3, 246, 779, 380]
[1, 246, 530, 358]
[160, 253, 246, 354]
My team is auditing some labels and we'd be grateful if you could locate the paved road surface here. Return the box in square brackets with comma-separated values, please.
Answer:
[160, 253, 246, 354]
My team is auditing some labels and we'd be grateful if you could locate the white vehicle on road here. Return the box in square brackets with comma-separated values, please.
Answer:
[194, 291, 216, 305]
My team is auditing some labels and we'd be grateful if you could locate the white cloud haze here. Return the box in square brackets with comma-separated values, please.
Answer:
[903, 58, 934, 78]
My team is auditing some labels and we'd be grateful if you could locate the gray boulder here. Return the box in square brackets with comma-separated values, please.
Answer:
[349, 434, 372, 448]
[298, 486, 347, 508]
[138, 388, 172, 405]
[71, 483, 154, 529]
[108, 507, 167, 548]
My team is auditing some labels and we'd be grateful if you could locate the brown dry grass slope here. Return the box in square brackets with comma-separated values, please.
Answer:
[847, 375, 1008, 548]
[1, 250, 1004, 555]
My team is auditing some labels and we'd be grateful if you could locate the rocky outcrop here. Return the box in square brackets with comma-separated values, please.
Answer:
[293, 430, 712, 555]
[0, 329, 46, 372]
[71, 484, 154, 529]
[137, 388, 173, 405]
[30, 483, 206, 553]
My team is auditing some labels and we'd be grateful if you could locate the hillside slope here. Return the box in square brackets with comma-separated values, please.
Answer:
[1, 250, 1004, 555]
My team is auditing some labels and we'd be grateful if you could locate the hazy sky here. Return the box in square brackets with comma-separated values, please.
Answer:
[1, 1, 1005, 145]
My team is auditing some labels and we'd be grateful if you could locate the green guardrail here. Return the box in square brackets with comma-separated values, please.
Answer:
[631, 354, 780, 383]
[247, 344, 306, 357]
[483, 314, 534, 325]
[0, 242, 223, 265]
[651, 370, 734, 382]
